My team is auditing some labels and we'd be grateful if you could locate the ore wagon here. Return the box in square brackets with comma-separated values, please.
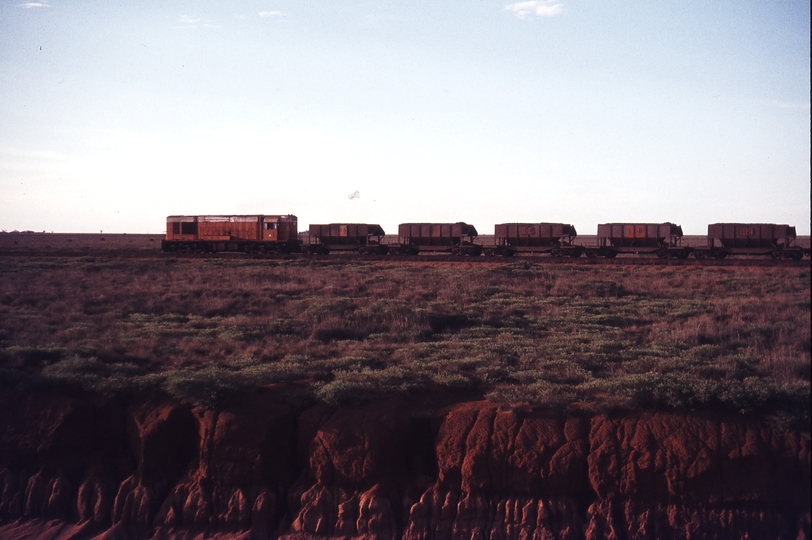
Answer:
[304, 224, 388, 255]
[490, 223, 582, 257]
[589, 223, 690, 258]
[397, 223, 482, 256]
[695, 223, 804, 260]
[161, 215, 298, 253]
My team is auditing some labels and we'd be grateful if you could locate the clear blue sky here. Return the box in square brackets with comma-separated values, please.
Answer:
[1, 0, 809, 235]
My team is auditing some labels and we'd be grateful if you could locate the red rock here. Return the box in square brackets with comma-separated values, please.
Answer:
[76, 473, 113, 525]
[0, 393, 809, 539]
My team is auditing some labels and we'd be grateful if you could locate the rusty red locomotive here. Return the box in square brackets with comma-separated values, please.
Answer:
[162, 215, 298, 253]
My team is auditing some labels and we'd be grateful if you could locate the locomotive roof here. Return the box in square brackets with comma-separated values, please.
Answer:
[166, 214, 297, 222]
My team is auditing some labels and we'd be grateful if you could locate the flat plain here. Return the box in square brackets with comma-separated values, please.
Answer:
[0, 234, 809, 431]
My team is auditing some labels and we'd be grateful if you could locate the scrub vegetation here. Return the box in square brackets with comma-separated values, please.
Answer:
[0, 256, 809, 429]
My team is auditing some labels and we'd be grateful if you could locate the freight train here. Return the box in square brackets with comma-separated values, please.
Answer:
[161, 215, 810, 260]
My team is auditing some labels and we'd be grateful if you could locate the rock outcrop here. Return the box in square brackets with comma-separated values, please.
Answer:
[0, 390, 808, 539]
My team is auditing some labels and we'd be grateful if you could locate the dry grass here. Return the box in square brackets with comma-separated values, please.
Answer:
[0, 257, 809, 428]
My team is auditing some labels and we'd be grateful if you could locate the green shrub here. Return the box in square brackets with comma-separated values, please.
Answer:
[431, 372, 477, 390]
[162, 368, 246, 409]
[0, 346, 67, 369]
[316, 379, 370, 406]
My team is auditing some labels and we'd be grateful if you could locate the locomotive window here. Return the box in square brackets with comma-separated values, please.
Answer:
[172, 222, 180, 234]
[181, 222, 197, 235]
[265, 223, 277, 230]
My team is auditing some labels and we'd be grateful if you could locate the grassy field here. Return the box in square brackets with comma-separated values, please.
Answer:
[0, 256, 809, 429]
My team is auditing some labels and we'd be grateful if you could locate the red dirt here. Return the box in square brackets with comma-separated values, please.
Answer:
[0, 392, 808, 539]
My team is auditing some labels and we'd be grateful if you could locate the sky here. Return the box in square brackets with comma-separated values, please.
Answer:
[1, 0, 809, 235]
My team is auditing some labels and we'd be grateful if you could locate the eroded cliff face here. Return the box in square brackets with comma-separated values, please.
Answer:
[0, 390, 808, 540]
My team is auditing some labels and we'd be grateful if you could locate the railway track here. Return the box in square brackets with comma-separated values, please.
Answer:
[0, 248, 808, 267]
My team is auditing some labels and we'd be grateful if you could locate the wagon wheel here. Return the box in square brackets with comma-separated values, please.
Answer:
[694, 251, 705, 259]
[792, 250, 803, 261]
[604, 251, 617, 259]
[657, 250, 668, 259]
[770, 251, 783, 260]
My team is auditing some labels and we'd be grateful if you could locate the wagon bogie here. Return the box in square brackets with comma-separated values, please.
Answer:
[398, 244, 419, 256]
[657, 247, 692, 259]
[488, 245, 513, 257]
[357, 244, 389, 256]
[451, 245, 483, 257]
